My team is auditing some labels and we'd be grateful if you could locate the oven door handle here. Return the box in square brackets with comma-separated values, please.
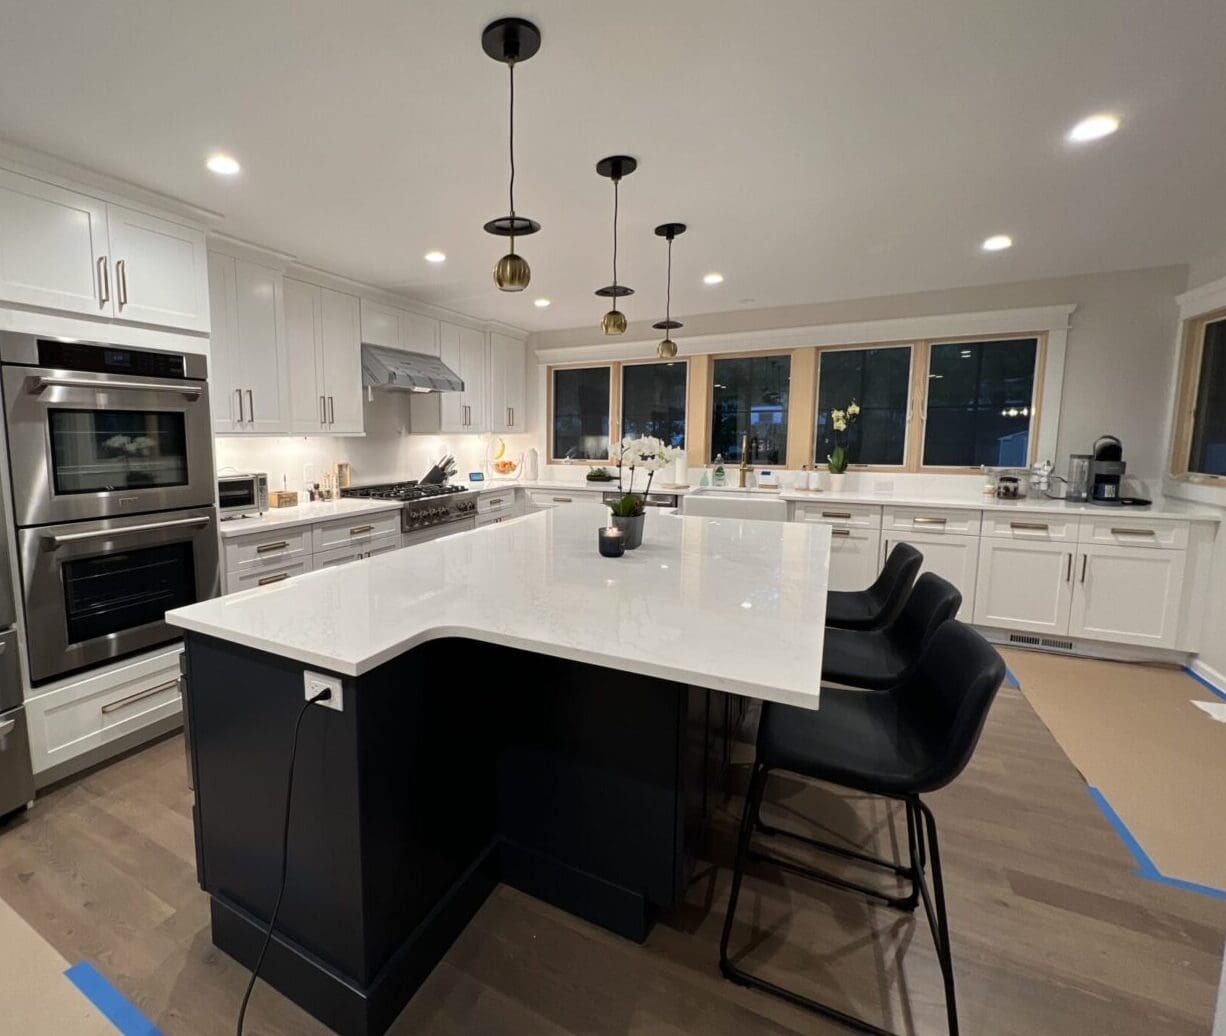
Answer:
[42, 515, 212, 549]
[28, 376, 203, 398]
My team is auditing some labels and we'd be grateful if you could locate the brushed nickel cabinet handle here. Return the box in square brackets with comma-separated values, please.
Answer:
[831, 528, 851, 537]
[1066, 553, 1073, 582]
[101, 679, 180, 715]
[552, 496, 572, 503]
[97, 256, 110, 305]
[349, 524, 375, 535]
[246, 389, 254, 422]
[1080, 554, 1088, 583]
[912, 516, 947, 525]
[235, 387, 244, 422]
[822, 511, 852, 519]
[328, 396, 335, 424]
[258, 572, 290, 586]
[320, 395, 327, 424]
[1110, 527, 1156, 536]
[116, 259, 128, 307]
[256, 540, 289, 553]
[487, 497, 505, 507]
[1010, 521, 1049, 531]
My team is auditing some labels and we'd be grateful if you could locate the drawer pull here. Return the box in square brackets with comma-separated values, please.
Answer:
[1080, 554, 1088, 583]
[552, 496, 573, 503]
[256, 540, 289, 554]
[101, 679, 180, 715]
[488, 498, 505, 506]
[821, 511, 852, 519]
[1111, 527, 1155, 537]
[831, 528, 851, 537]
[349, 524, 376, 535]
[0, 717, 15, 737]
[1010, 521, 1049, 531]
[912, 516, 947, 525]
[258, 572, 290, 586]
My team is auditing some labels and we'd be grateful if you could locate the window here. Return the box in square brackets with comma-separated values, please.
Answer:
[551, 366, 611, 461]
[621, 361, 687, 447]
[815, 346, 911, 467]
[922, 337, 1039, 467]
[711, 355, 790, 463]
[1185, 315, 1226, 476]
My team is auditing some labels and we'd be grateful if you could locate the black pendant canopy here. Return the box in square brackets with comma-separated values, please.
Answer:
[483, 17, 541, 292]
[654, 222, 686, 357]
[596, 155, 636, 334]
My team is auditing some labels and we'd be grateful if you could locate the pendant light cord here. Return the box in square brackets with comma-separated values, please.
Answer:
[611, 179, 620, 311]
[508, 62, 516, 250]
[665, 235, 672, 325]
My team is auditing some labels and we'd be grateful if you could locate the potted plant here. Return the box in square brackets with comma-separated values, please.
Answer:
[586, 466, 615, 482]
[825, 400, 860, 491]
[607, 436, 680, 547]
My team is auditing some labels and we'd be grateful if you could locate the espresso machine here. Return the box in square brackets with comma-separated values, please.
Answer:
[1089, 435, 1125, 504]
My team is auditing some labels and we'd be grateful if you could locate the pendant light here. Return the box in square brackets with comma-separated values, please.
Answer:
[653, 222, 686, 358]
[595, 155, 636, 334]
[482, 18, 541, 292]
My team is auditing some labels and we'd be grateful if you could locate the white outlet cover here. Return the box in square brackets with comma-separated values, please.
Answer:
[304, 671, 344, 712]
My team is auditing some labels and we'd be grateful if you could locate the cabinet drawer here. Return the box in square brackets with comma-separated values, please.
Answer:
[882, 506, 981, 535]
[25, 649, 183, 774]
[477, 490, 517, 515]
[312, 509, 401, 552]
[980, 511, 1077, 542]
[792, 501, 881, 529]
[528, 490, 603, 507]
[226, 556, 312, 593]
[313, 534, 400, 570]
[224, 526, 310, 572]
[1077, 516, 1188, 550]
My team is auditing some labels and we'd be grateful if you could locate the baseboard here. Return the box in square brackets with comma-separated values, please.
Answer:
[1188, 659, 1226, 701]
[977, 628, 1192, 667]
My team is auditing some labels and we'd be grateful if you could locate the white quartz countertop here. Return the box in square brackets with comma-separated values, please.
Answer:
[217, 498, 404, 538]
[172, 503, 831, 709]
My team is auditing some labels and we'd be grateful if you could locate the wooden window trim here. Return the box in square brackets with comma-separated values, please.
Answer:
[916, 332, 1049, 473]
[1170, 307, 1226, 484]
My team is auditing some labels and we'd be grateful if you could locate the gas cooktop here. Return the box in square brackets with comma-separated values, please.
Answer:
[341, 482, 467, 502]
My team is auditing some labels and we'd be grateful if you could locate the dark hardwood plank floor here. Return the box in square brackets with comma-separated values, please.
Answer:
[0, 684, 1222, 1035]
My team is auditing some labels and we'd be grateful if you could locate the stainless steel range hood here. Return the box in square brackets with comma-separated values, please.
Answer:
[361, 344, 463, 393]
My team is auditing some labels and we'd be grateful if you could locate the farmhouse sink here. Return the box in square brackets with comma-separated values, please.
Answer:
[681, 491, 788, 521]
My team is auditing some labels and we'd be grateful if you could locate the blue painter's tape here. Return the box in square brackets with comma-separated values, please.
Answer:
[63, 961, 162, 1036]
[1183, 666, 1226, 703]
[1087, 786, 1226, 901]
[1003, 666, 1020, 689]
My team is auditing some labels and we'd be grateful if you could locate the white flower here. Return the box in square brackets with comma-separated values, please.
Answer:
[847, 401, 861, 417]
[831, 409, 845, 423]
[832, 417, 847, 432]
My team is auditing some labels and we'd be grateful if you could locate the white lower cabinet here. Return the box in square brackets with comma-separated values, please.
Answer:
[974, 538, 1074, 635]
[528, 489, 605, 508]
[827, 527, 882, 592]
[1068, 544, 1187, 648]
[226, 556, 313, 592]
[314, 536, 400, 569]
[882, 531, 978, 620]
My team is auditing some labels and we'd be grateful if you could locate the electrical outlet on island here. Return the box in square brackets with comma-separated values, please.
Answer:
[304, 671, 344, 712]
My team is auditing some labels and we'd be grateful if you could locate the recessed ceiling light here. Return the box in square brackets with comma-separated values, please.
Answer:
[981, 234, 1013, 252]
[424, 250, 446, 263]
[1067, 113, 1120, 143]
[703, 272, 724, 285]
[205, 153, 241, 176]
[533, 298, 551, 308]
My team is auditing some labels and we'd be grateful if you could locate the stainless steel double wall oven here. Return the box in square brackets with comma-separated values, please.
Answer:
[0, 333, 219, 684]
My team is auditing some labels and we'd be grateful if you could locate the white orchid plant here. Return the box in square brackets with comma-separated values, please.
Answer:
[610, 435, 682, 515]
[826, 400, 861, 474]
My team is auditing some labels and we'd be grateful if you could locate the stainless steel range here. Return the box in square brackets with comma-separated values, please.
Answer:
[341, 482, 476, 541]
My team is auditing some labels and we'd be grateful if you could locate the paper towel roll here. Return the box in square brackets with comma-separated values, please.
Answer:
[674, 456, 688, 485]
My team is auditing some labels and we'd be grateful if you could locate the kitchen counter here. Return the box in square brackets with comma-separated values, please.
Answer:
[174, 502, 831, 708]
[216, 497, 403, 537]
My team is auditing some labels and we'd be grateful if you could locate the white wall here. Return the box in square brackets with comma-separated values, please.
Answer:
[1190, 246, 1226, 291]
[528, 265, 1189, 482]
[214, 391, 535, 491]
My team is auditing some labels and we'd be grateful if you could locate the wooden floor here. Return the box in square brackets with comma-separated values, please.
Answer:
[1, 683, 1224, 1035]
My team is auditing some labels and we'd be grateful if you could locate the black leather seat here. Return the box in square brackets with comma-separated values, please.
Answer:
[825, 542, 922, 631]
[720, 622, 1007, 1036]
[822, 571, 962, 689]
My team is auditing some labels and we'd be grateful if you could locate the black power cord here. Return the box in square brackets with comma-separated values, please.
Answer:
[236, 687, 331, 1035]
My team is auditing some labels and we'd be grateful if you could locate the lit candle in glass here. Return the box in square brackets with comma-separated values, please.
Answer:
[598, 526, 625, 558]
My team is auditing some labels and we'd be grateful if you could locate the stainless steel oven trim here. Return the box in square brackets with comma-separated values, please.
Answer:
[18, 505, 220, 684]
[3, 365, 215, 526]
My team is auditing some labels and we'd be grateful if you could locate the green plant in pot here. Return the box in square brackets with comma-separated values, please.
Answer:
[607, 491, 646, 549]
[586, 466, 614, 482]
[825, 400, 860, 491]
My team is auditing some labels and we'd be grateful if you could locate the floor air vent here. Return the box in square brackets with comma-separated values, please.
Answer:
[1007, 633, 1076, 651]
[1039, 637, 1075, 651]
[1009, 634, 1042, 647]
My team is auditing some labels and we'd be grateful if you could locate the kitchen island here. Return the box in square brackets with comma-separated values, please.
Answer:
[167, 504, 831, 1036]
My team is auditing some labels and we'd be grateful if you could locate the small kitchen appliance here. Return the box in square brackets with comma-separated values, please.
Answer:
[1065, 454, 1092, 502]
[218, 472, 268, 518]
[1089, 435, 1126, 505]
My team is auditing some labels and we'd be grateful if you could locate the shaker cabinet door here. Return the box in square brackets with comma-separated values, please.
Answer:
[106, 204, 210, 332]
[1068, 545, 1186, 648]
[319, 287, 364, 434]
[284, 277, 325, 433]
[973, 538, 1074, 635]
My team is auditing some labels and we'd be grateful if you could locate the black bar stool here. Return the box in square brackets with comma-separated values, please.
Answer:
[719, 621, 1006, 1036]
[826, 542, 923, 631]
[822, 572, 961, 689]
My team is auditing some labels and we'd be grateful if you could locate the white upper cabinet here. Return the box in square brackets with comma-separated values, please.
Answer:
[0, 169, 209, 332]
[488, 332, 526, 432]
[286, 277, 363, 435]
[0, 170, 109, 316]
[359, 298, 439, 356]
[208, 251, 290, 434]
[438, 321, 487, 433]
[105, 204, 209, 332]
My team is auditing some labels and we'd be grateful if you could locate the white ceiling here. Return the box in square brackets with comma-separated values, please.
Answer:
[2, 1, 1224, 333]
